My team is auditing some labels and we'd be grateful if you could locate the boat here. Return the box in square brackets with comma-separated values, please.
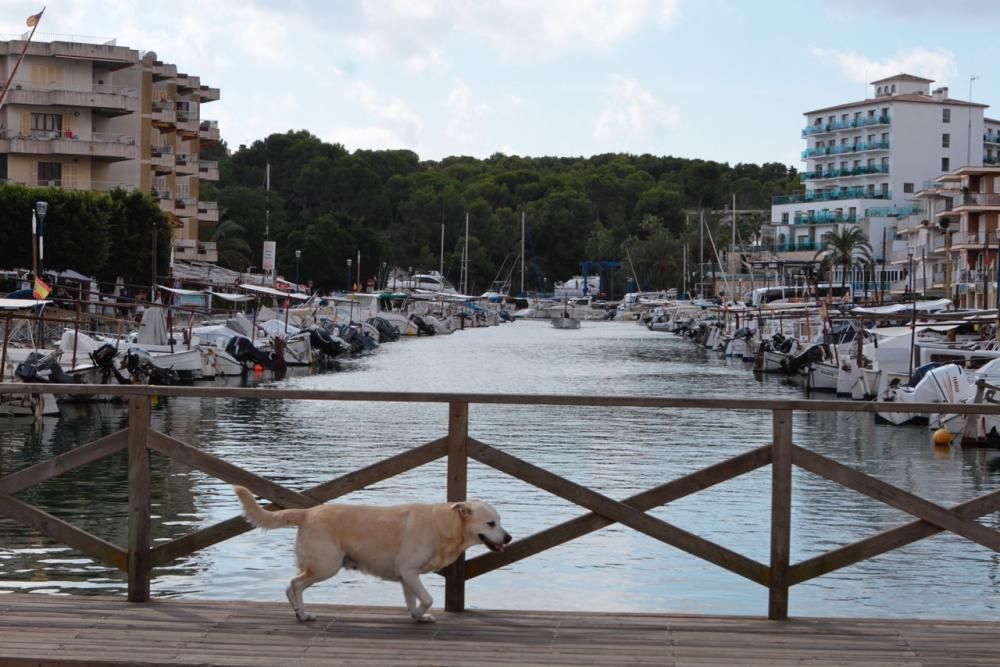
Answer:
[551, 316, 580, 330]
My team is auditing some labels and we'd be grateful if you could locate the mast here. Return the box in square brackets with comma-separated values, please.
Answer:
[699, 209, 705, 297]
[462, 212, 470, 294]
[439, 223, 444, 277]
[520, 211, 525, 295]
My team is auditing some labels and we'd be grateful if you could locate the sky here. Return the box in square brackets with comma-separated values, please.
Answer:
[2, 0, 999, 167]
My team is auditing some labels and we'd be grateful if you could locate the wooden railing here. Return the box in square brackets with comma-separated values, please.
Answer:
[1, 383, 998, 620]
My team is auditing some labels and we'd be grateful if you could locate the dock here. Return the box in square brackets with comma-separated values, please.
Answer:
[3, 594, 998, 666]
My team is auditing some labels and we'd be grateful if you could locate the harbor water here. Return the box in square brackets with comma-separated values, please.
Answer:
[1, 320, 998, 619]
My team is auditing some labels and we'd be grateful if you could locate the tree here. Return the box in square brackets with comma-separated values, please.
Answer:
[814, 227, 873, 292]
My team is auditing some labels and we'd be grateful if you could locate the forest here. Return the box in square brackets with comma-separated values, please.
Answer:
[201, 131, 798, 296]
[0, 131, 798, 297]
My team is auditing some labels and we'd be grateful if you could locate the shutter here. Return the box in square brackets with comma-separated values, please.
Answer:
[20, 111, 30, 136]
[62, 114, 72, 138]
[63, 163, 76, 188]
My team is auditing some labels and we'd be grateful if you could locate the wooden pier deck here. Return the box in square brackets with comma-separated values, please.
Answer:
[1, 594, 998, 666]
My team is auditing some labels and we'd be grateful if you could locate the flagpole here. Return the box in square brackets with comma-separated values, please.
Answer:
[0, 7, 45, 111]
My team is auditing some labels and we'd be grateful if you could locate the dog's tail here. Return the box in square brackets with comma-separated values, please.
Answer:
[233, 486, 309, 529]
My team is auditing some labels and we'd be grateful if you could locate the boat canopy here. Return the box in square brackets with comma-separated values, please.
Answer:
[0, 298, 50, 309]
[865, 324, 961, 338]
[851, 299, 952, 316]
[238, 283, 310, 300]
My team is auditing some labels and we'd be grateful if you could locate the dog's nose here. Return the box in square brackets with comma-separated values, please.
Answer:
[503, 532, 512, 544]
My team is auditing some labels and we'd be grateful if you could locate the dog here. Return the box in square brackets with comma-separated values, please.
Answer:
[233, 486, 512, 623]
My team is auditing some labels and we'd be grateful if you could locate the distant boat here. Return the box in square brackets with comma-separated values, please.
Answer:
[551, 316, 580, 329]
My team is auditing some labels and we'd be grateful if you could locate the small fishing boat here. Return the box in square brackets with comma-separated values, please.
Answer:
[551, 316, 580, 329]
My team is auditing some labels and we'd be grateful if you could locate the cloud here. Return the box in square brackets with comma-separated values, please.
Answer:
[350, 82, 425, 145]
[811, 47, 958, 86]
[444, 80, 492, 154]
[593, 75, 679, 147]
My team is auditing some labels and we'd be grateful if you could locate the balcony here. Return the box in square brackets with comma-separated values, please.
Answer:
[199, 120, 220, 143]
[199, 160, 219, 181]
[173, 239, 218, 263]
[198, 201, 219, 223]
[773, 188, 892, 205]
[4, 87, 137, 115]
[985, 134, 1000, 146]
[793, 212, 858, 225]
[801, 114, 890, 137]
[864, 205, 922, 218]
[0, 129, 137, 161]
[984, 155, 1000, 165]
[151, 61, 178, 81]
[198, 86, 220, 102]
[175, 153, 198, 174]
[952, 193, 1000, 209]
[802, 141, 890, 159]
[799, 165, 889, 181]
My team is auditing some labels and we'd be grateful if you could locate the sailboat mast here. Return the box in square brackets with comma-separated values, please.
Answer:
[699, 209, 704, 297]
[520, 211, 525, 295]
[440, 223, 444, 277]
[463, 212, 470, 294]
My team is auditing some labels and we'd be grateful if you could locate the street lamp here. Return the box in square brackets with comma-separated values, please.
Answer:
[33, 201, 48, 288]
[906, 244, 914, 299]
[346, 258, 352, 291]
[295, 249, 301, 291]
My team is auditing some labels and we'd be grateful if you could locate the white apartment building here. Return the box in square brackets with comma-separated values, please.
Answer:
[755, 73, 1000, 290]
[0, 38, 220, 262]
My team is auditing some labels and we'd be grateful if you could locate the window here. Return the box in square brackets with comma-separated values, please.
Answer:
[942, 157, 950, 171]
[943, 108, 951, 123]
[781, 212, 789, 223]
[881, 183, 889, 195]
[890, 85, 896, 94]
[30, 113, 62, 135]
[881, 132, 889, 143]
[37, 161, 61, 185]
[942, 133, 950, 148]
[877, 86, 883, 95]
[881, 107, 889, 118]
[881, 157, 889, 170]
[904, 183, 914, 193]
[868, 109, 876, 118]
[867, 183, 875, 195]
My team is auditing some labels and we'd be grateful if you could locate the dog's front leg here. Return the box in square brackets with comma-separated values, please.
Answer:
[400, 572, 435, 623]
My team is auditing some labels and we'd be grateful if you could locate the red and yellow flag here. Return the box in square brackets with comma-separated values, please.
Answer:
[26, 9, 44, 28]
[32, 276, 50, 299]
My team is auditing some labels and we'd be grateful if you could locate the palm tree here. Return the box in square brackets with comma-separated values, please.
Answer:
[814, 227, 873, 295]
[209, 219, 252, 271]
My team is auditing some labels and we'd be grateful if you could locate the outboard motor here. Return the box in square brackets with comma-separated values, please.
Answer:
[90, 343, 130, 385]
[909, 362, 942, 388]
[367, 316, 400, 342]
[14, 354, 46, 383]
[225, 335, 280, 370]
[498, 308, 512, 323]
[409, 313, 436, 336]
[781, 344, 825, 375]
[35, 355, 82, 384]
[125, 347, 178, 385]
[308, 327, 346, 358]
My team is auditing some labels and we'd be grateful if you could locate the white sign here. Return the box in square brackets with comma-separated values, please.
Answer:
[262, 241, 276, 271]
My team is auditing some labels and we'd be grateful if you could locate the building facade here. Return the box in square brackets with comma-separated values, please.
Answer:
[0, 38, 220, 262]
[750, 73, 1000, 293]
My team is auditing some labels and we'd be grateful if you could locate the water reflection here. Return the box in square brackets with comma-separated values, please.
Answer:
[0, 320, 997, 618]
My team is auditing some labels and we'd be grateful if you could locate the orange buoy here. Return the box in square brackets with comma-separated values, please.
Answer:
[932, 428, 952, 447]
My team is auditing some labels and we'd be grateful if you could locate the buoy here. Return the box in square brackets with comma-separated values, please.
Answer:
[932, 428, 952, 447]
[254, 364, 264, 374]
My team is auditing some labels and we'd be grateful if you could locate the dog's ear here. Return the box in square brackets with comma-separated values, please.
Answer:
[452, 502, 472, 517]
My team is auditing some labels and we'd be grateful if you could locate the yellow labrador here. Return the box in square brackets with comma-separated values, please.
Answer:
[233, 486, 512, 623]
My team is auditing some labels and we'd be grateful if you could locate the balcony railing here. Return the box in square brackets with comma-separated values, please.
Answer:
[799, 165, 889, 181]
[802, 141, 890, 159]
[793, 212, 858, 225]
[801, 114, 890, 137]
[864, 205, 922, 218]
[985, 134, 1000, 145]
[773, 189, 892, 205]
[985, 156, 1000, 165]
[954, 193, 1000, 208]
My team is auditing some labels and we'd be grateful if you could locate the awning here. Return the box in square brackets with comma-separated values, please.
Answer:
[156, 284, 207, 296]
[206, 291, 256, 303]
[866, 324, 960, 337]
[238, 283, 310, 300]
[0, 298, 51, 309]
[852, 298, 953, 315]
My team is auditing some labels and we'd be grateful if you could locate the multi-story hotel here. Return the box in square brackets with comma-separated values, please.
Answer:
[753, 73, 1000, 289]
[0, 38, 220, 262]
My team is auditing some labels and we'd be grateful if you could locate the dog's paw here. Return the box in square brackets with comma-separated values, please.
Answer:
[296, 611, 317, 623]
[414, 613, 436, 623]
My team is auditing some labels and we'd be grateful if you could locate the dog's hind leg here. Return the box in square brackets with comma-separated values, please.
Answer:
[400, 571, 435, 623]
[286, 561, 340, 623]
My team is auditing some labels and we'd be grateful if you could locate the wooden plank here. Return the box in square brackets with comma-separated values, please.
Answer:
[444, 401, 469, 612]
[149, 437, 448, 568]
[468, 439, 769, 585]
[793, 446, 1000, 552]
[8, 381, 1000, 416]
[789, 489, 1000, 585]
[465, 446, 772, 579]
[768, 409, 792, 620]
[0, 493, 127, 570]
[0, 430, 128, 495]
[127, 395, 152, 602]
[146, 430, 317, 509]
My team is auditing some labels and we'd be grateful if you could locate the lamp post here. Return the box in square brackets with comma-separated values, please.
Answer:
[906, 244, 914, 299]
[346, 258, 352, 292]
[33, 201, 48, 288]
[295, 249, 301, 292]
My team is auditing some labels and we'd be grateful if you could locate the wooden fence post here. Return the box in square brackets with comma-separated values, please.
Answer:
[444, 401, 469, 612]
[769, 409, 793, 620]
[127, 394, 152, 602]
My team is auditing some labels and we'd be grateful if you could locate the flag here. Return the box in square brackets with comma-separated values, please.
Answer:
[26, 9, 44, 28]
[33, 276, 50, 300]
